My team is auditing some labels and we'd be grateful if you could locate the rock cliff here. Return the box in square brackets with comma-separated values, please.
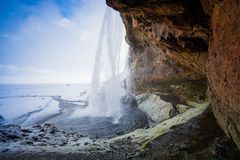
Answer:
[107, 0, 209, 103]
[106, 0, 240, 148]
[208, 0, 240, 149]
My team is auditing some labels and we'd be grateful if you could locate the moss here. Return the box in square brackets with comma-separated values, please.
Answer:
[169, 79, 207, 102]
[136, 94, 175, 123]
[110, 102, 209, 149]
[134, 78, 207, 103]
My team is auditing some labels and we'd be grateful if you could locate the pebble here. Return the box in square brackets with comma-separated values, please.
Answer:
[84, 142, 89, 145]
[26, 141, 33, 145]
[2, 148, 9, 152]
[39, 143, 47, 146]
[32, 136, 38, 141]
[21, 129, 32, 133]
[33, 125, 42, 129]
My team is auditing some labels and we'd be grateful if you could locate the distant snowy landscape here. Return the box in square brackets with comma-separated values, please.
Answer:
[0, 84, 89, 124]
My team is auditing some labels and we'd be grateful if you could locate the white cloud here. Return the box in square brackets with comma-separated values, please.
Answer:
[0, 64, 91, 84]
[0, 64, 19, 72]
[0, 0, 107, 84]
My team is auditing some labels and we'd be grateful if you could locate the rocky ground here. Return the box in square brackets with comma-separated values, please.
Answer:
[0, 123, 92, 152]
[1, 94, 239, 160]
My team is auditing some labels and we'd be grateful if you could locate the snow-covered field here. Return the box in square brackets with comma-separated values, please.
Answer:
[0, 84, 89, 125]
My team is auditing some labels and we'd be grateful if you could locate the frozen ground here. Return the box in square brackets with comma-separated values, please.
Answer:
[0, 84, 89, 125]
[0, 84, 149, 138]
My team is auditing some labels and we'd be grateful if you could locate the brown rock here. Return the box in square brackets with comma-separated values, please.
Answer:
[107, 0, 209, 101]
[106, 0, 185, 16]
[208, 0, 240, 148]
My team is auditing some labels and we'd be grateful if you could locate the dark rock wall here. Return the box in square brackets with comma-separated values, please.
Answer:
[106, 0, 240, 148]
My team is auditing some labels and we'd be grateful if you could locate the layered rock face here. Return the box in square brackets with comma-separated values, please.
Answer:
[106, 0, 240, 148]
[107, 0, 209, 102]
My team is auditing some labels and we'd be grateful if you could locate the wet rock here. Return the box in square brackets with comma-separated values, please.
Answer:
[176, 104, 191, 114]
[84, 142, 89, 146]
[0, 125, 23, 141]
[121, 92, 137, 106]
[26, 141, 33, 145]
[31, 136, 38, 141]
[59, 141, 67, 146]
[42, 123, 59, 134]
[74, 143, 80, 146]
[0, 123, 89, 149]
[21, 129, 32, 133]
[117, 131, 124, 135]
[6, 134, 21, 140]
[0, 115, 5, 125]
[136, 94, 175, 123]
[32, 125, 41, 129]
[38, 143, 47, 146]
[137, 107, 240, 160]
[1, 148, 9, 152]
[37, 133, 45, 138]
[0, 138, 7, 142]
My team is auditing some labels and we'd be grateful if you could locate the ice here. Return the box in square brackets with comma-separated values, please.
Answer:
[0, 97, 51, 121]
[21, 99, 60, 126]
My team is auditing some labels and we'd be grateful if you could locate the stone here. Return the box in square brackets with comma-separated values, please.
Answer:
[0, 125, 23, 141]
[26, 141, 33, 145]
[1, 149, 9, 152]
[32, 125, 42, 129]
[42, 123, 59, 134]
[176, 104, 191, 114]
[21, 129, 32, 133]
[84, 142, 89, 146]
[0, 115, 5, 125]
[136, 94, 175, 123]
[31, 136, 39, 141]
[117, 131, 124, 135]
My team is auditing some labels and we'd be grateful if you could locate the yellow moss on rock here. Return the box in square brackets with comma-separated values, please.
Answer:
[110, 102, 209, 148]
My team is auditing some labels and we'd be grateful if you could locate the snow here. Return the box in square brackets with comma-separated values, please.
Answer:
[21, 99, 60, 126]
[0, 97, 51, 121]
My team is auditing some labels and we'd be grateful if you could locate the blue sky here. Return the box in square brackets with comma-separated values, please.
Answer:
[0, 0, 106, 83]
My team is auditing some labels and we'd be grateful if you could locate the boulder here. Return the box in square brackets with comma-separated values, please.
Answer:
[136, 94, 174, 123]
[176, 104, 191, 114]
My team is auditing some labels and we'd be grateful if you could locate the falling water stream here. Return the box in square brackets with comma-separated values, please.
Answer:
[74, 7, 127, 122]
[89, 7, 124, 121]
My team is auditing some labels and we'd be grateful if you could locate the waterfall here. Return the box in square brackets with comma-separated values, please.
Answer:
[72, 7, 128, 122]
